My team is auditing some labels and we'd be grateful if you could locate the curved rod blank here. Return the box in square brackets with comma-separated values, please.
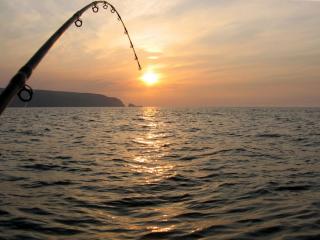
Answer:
[0, 1, 141, 115]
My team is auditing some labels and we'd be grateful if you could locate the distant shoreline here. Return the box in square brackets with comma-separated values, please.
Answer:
[1, 88, 125, 108]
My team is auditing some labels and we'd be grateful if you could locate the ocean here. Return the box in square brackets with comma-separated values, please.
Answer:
[0, 107, 319, 240]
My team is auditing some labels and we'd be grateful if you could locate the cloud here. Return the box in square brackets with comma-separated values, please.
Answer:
[0, 0, 319, 106]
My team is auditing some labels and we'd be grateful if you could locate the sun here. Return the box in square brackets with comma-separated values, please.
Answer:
[141, 71, 159, 86]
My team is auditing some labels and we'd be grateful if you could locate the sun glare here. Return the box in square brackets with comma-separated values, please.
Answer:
[141, 71, 159, 86]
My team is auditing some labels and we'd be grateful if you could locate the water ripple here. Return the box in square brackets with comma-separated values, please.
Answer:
[0, 107, 319, 239]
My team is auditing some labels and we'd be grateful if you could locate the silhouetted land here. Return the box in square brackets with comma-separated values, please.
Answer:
[0, 88, 124, 107]
[128, 103, 142, 107]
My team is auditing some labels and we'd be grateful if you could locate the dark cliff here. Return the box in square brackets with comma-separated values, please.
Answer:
[0, 88, 125, 107]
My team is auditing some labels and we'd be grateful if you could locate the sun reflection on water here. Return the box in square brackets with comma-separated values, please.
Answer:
[148, 225, 176, 233]
[129, 107, 176, 184]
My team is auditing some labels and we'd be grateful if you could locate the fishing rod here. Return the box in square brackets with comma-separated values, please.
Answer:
[0, 1, 141, 115]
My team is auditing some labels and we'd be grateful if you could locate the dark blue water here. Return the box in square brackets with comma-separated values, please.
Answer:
[0, 107, 319, 239]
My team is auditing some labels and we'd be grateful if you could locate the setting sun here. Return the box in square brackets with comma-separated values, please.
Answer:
[141, 71, 159, 86]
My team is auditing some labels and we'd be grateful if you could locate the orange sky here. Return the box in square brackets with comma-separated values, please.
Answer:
[0, 0, 320, 106]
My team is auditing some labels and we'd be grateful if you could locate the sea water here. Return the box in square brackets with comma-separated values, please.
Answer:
[0, 107, 319, 239]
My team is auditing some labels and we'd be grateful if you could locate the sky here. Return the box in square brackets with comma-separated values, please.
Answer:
[0, 0, 319, 107]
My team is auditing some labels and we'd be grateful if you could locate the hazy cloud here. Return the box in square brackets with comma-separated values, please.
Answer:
[0, 0, 319, 106]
